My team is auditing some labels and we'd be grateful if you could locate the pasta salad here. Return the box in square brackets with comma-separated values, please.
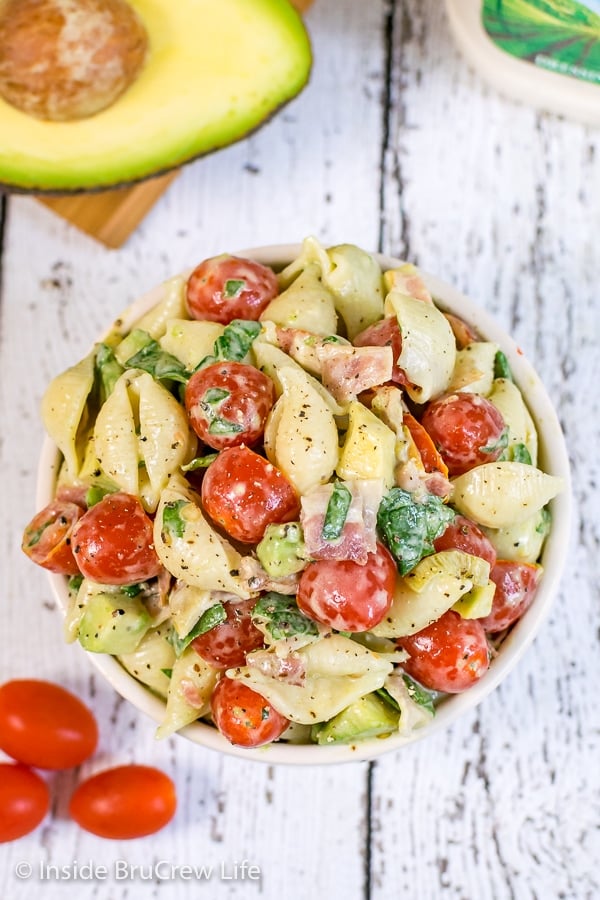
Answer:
[22, 238, 564, 749]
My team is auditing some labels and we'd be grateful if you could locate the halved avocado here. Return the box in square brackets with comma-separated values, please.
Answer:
[0, 0, 311, 193]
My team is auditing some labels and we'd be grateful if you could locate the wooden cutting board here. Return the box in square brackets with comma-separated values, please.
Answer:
[37, 0, 314, 248]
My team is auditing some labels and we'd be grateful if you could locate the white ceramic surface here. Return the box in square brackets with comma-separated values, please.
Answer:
[36, 245, 572, 765]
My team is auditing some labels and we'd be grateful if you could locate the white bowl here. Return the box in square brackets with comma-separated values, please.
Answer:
[37, 245, 572, 764]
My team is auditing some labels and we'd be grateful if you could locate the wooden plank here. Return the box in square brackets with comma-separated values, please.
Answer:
[36, 0, 315, 248]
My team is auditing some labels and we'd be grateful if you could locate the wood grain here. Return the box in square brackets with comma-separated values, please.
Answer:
[0, 1, 598, 898]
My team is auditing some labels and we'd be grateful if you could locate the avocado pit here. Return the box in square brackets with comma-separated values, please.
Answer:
[0, 0, 148, 121]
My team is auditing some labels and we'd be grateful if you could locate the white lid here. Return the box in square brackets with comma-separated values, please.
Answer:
[445, 0, 600, 125]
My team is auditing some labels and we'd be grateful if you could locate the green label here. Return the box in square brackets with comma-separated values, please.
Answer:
[483, 0, 600, 85]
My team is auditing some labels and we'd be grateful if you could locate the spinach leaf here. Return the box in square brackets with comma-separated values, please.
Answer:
[223, 278, 246, 298]
[169, 603, 227, 656]
[401, 673, 436, 714]
[95, 343, 124, 400]
[502, 442, 532, 465]
[251, 592, 319, 641]
[196, 319, 261, 369]
[377, 488, 455, 575]
[124, 330, 189, 384]
[321, 482, 352, 541]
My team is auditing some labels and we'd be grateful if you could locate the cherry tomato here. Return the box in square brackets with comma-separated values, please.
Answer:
[21, 499, 84, 575]
[478, 561, 542, 633]
[185, 362, 274, 451]
[354, 316, 406, 384]
[296, 542, 396, 632]
[420, 392, 506, 476]
[186, 254, 279, 324]
[0, 679, 98, 769]
[0, 763, 49, 843]
[201, 446, 300, 544]
[191, 599, 264, 669]
[71, 492, 161, 585]
[69, 765, 176, 839]
[398, 610, 490, 693]
[211, 677, 289, 747]
[434, 515, 497, 568]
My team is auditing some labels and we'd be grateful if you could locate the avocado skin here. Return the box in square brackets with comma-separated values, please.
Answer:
[78, 593, 151, 655]
[0, 0, 312, 193]
[311, 693, 401, 746]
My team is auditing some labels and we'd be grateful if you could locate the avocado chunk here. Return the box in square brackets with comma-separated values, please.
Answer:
[311, 693, 400, 746]
[0, 0, 312, 191]
[78, 592, 151, 654]
[452, 580, 495, 619]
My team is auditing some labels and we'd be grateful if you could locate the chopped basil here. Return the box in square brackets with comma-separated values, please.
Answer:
[223, 278, 246, 298]
[375, 687, 401, 712]
[536, 507, 552, 536]
[169, 603, 227, 656]
[251, 592, 319, 641]
[377, 488, 455, 575]
[494, 350, 513, 381]
[95, 343, 124, 400]
[202, 387, 230, 406]
[160, 668, 173, 679]
[401, 673, 436, 714]
[322, 481, 352, 541]
[25, 518, 53, 547]
[121, 582, 144, 598]
[162, 500, 188, 539]
[321, 335, 342, 344]
[196, 319, 261, 369]
[124, 331, 190, 384]
[181, 453, 219, 472]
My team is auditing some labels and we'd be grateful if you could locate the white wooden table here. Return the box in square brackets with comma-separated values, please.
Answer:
[1, 1, 599, 898]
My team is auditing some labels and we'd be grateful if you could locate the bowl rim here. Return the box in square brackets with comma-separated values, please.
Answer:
[37, 244, 572, 765]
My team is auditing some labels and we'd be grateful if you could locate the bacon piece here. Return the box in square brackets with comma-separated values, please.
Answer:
[179, 679, 208, 709]
[395, 458, 452, 500]
[385, 263, 433, 305]
[246, 648, 306, 686]
[300, 479, 384, 565]
[317, 344, 393, 404]
[238, 556, 301, 595]
[444, 313, 479, 349]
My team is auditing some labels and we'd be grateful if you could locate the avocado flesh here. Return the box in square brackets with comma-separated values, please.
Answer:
[0, 0, 312, 192]
[312, 693, 400, 746]
[78, 593, 151, 655]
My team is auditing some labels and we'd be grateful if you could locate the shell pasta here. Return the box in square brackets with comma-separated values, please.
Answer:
[25, 238, 564, 751]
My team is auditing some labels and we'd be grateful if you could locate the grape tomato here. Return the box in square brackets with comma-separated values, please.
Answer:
[0, 763, 49, 843]
[71, 492, 161, 585]
[21, 499, 83, 575]
[297, 542, 396, 632]
[69, 764, 176, 839]
[0, 679, 98, 770]
[434, 515, 497, 569]
[421, 392, 506, 476]
[210, 677, 289, 748]
[185, 361, 274, 451]
[186, 254, 279, 324]
[478, 561, 542, 633]
[191, 598, 265, 669]
[201, 446, 300, 543]
[398, 610, 490, 693]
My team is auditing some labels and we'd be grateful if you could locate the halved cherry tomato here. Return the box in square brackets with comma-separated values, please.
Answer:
[0, 763, 50, 843]
[434, 515, 497, 569]
[69, 765, 176, 839]
[211, 677, 289, 747]
[478, 561, 542, 633]
[420, 392, 506, 476]
[21, 499, 84, 575]
[296, 542, 397, 632]
[398, 610, 490, 693]
[71, 492, 161, 585]
[354, 316, 406, 384]
[186, 254, 279, 324]
[0, 679, 98, 769]
[185, 361, 274, 451]
[201, 446, 300, 544]
[403, 412, 448, 476]
[191, 598, 264, 669]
